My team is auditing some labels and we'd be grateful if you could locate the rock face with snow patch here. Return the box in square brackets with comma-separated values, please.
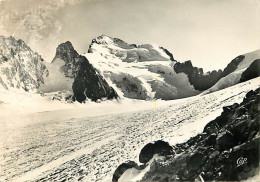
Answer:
[0, 36, 48, 91]
[72, 55, 118, 102]
[205, 50, 260, 93]
[50, 41, 118, 102]
[139, 140, 173, 164]
[173, 54, 249, 91]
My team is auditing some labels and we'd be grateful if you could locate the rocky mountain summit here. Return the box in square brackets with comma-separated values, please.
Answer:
[52, 41, 80, 78]
[0, 36, 48, 91]
[113, 87, 260, 181]
[50, 41, 118, 102]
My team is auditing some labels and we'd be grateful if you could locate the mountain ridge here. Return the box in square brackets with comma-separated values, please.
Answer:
[0, 35, 259, 103]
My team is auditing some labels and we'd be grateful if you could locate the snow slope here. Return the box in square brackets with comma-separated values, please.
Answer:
[0, 77, 259, 182]
[85, 35, 199, 100]
[205, 49, 260, 93]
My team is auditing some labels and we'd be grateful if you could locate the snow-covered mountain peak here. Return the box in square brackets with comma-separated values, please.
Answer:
[85, 36, 198, 100]
[92, 35, 115, 45]
[88, 35, 174, 63]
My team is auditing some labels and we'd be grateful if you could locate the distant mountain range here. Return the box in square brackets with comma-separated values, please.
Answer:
[0, 35, 259, 103]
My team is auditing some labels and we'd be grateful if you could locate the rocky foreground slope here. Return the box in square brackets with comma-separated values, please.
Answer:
[114, 87, 260, 181]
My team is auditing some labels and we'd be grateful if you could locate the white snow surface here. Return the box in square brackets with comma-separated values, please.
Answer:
[0, 77, 259, 182]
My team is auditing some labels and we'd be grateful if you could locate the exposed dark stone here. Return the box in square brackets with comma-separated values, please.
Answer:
[246, 90, 254, 99]
[52, 41, 78, 63]
[219, 55, 245, 78]
[173, 55, 247, 91]
[240, 59, 260, 83]
[173, 60, 222, 91]
[52, 41, 118, 103]
[112, 161, 138, 182]
[223, 105, 232, 112]
[205, 133, 217, 146]
[159, 46, 175, 61]
[72, 56, 118, 102]
[216, 132, 234, 151]
[139, 140, 174, 164]
[187, 150, 207, 171]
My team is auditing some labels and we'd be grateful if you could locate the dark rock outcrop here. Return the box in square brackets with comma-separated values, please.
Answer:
[114, 88, 260, 181]
[173, 60, 222, 90]
[240, 59, 260, 83]
[72, 55, 118, 102]
[112, 161, 139, 182]
[52, 41, 79, 78]
[173, 55, 246, 91]
[145, 88, 259, 181]
[220, 55, 245, 78]
[139, 140, 174, 164]
[159, 46, 175, 61]
[52, 41, 118, 102]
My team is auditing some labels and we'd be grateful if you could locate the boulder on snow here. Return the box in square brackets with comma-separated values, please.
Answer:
[112, 161, 138, 182]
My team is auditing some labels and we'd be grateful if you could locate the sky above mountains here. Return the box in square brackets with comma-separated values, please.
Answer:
[0, 0, 259, 71]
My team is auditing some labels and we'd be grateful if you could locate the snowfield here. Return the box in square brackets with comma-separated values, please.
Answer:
[0, 77, 260, 182]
